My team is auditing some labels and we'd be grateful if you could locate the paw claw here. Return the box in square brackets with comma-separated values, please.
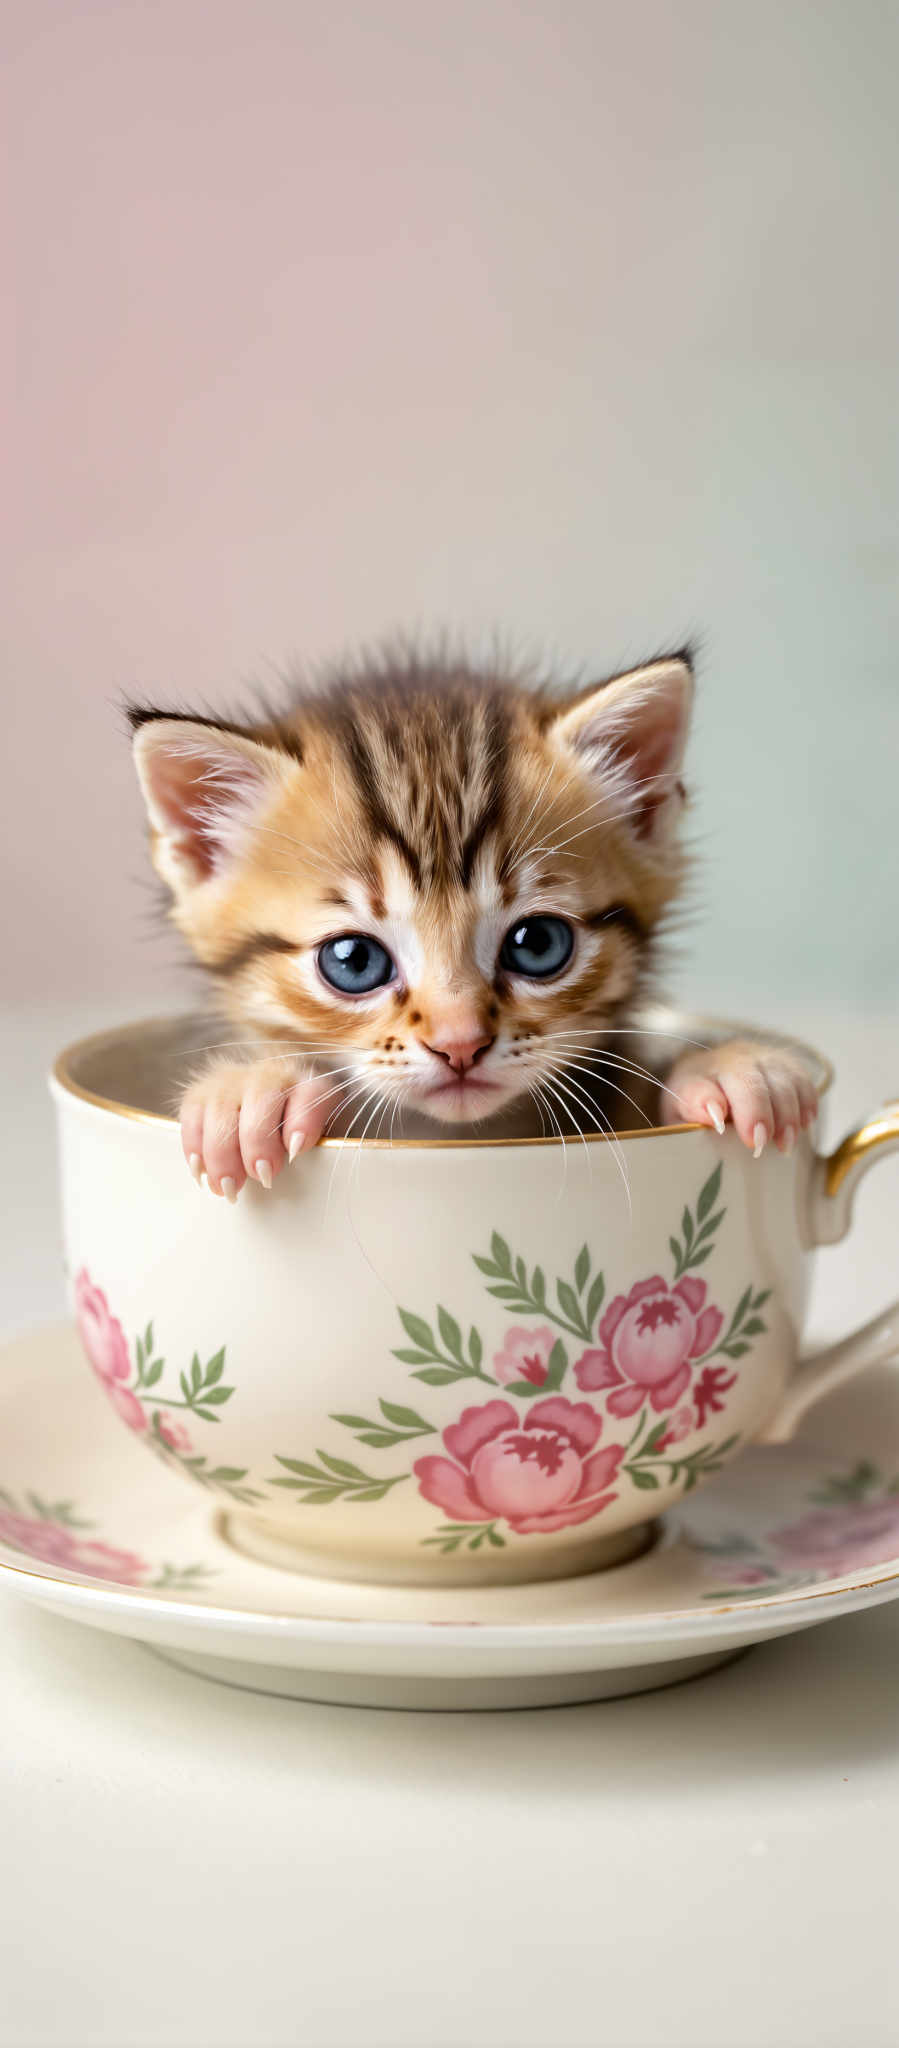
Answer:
[221, 1177, 239, 1204]
[288, 1131, 305, 1163]
[188, 1152, 204, 1185]
[706, 1101, 726, 1136]
[752, 1123, 768, 1159]
[254, 1158, 273, 1190]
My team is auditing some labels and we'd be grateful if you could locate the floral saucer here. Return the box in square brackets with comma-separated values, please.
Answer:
[3, 1322, 899, 1710]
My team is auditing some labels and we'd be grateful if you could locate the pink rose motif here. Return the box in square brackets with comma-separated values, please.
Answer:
[656, 1404, 695, 1451]
[0, 1510, 146, 1586]
[693, 1364, 737, 1429]
[64, 1538, 148, 1586]
[492, 1327, 556, 1388]
[157, 1416, 193, 1453]
[74, 1269, 147, 1433]
[414, 1397, 623, 1536]
[770, 1500, 899, 1579]
[724, 1565, 776, 1586]
[574, 1275, 724, 1416]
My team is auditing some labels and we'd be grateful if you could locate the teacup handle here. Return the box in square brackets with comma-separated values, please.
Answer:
[760, 1099, 899, 1444]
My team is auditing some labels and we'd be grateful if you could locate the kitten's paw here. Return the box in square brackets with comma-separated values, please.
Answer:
[660, 1040, 818, 1156]
[180, 1058, 338, 1198]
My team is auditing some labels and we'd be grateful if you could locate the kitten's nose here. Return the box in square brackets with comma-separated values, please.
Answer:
[420, 1030, 495, 1074]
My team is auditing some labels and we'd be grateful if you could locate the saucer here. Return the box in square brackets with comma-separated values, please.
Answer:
[3, 1323, 899, 1710]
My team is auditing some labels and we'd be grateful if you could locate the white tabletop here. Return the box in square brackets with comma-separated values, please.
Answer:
[2, 997, 898, 2048]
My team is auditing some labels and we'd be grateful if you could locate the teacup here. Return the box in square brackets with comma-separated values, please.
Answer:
[50, 1010, 899, 1586]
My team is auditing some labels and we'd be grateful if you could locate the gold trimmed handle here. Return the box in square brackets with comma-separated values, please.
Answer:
[815, 1099, 899, 1241]
[760, 1097, 899, 1443]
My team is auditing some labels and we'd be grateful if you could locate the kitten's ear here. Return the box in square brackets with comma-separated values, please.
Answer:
[131, 716, 293, 900]
[549, 653, 693, 843]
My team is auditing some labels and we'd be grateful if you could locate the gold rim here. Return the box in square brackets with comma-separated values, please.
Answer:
[50, 1009, 835, 1149]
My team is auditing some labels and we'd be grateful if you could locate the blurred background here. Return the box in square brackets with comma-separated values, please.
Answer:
[6, 0, 898, 1021]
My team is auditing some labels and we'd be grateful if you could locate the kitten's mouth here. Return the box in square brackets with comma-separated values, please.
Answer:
[422, 1075, 500, 1100]
[417, 1073, 505, 1121]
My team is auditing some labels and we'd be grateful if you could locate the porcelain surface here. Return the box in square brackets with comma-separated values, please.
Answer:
[5, 1323, 899, 1707]
[48, 1009, 899, 1585]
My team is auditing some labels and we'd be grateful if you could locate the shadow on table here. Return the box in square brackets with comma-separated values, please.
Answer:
[6, 1593, 898, 1797]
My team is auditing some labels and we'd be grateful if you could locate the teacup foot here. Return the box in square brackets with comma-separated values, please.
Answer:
[215, 1509, 657, 1586]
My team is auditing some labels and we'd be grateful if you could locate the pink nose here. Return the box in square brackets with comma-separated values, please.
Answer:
[420, 1031, 495, 1075]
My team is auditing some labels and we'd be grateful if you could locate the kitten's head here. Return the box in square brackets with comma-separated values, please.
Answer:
[131, 648, 693, 1127]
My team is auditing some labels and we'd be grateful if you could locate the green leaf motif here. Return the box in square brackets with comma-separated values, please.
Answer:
[269, 1451, 409, 1505]
[585, 1272, 605, 1332]
[437, 1306, 463, 1361]
[398, 1310, 434, 1351]
[468, 1328, 483, 1370]
[378, 1400, 432, 1430]
[316, 1452, 369, 1481]
[544, 1339, 568, 1391]
[697, 1161, 723, 1224]
[556, 1280, 581, 1328]
[421, 1519, 506, 1554]
[574, 1244, 590, 1293]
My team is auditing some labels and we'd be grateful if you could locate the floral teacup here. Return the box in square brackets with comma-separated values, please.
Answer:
[51, 1011, 899, 1585]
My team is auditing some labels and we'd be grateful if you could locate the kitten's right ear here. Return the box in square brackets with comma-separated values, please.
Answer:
[130, 715, 294, 901]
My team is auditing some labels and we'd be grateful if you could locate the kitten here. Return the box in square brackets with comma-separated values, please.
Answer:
[130, 645, 817, 1199]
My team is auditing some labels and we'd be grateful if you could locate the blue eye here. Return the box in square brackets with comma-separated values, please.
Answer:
[500, 916, 574, 979]
[317, 935, 396, 995]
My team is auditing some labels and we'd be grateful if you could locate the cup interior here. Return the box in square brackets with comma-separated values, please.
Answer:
[53, 1007, 833, 1142]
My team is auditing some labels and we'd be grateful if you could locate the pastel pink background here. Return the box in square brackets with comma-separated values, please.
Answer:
[5, 1, 898, 1003]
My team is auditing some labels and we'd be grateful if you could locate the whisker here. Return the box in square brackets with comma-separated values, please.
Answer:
[543, 1068, 592, 1175]
[533, 1075, 577, 1206]
[544, 1043, 694, 1118]
[323, 1080, 380, 1217]
[547, 1066, 633, 1220]
[533, 1037, 694, 1119]
[546, 1055, 656, 1129]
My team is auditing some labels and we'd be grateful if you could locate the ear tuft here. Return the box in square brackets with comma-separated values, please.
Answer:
[132, 717, 291, 899]
[549, 654, 694, 844]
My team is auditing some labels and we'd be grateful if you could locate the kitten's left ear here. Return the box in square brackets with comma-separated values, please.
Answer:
[549, 653, 693, 843]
